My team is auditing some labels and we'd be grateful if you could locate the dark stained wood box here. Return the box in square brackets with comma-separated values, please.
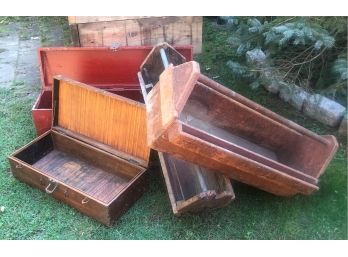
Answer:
[138, 43, 234, 215]
[33, 46, 192, 136]
[10, 77, 151, 226]
[157, 153, 233, 215]
[146, 61, 339, 196]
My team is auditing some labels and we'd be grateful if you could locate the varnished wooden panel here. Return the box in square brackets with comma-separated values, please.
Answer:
[56, 78, 149, 163]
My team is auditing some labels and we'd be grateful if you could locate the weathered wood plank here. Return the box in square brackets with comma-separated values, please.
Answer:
[68, 16, 151, 24]
[73, 17, 202, 54]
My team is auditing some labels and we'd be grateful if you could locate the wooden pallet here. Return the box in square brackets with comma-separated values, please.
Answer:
[68, 16, 202, 54]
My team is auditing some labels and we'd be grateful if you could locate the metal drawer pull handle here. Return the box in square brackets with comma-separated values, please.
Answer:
[16, 164, 23, 169]
[45, 180, 58, 194]
[81, 197, 89, 205]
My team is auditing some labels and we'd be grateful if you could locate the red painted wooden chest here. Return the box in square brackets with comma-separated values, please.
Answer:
[33, 46, 192, 135]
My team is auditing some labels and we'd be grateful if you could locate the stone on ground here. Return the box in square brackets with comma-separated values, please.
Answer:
[260, 70, 280, 94]
[263, 79, 280, 94]
[303, 94, 346, 127]
[279, 84, 310, 111]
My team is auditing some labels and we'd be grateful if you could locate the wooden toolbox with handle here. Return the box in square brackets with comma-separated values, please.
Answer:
[145, 60, 338, 196]
[9, 77, 150, 226]
[138, 43, 234, 215]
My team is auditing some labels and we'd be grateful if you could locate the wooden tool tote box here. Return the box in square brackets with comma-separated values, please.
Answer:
[33, 46, 192, 136]
[139, 43, 234, 215]
[9, 77, 150, 226]
[146, 61, 338, 197]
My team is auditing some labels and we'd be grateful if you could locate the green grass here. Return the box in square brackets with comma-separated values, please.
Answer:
[0, 17, 347, 240]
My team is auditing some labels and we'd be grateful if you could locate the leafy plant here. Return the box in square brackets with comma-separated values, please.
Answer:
[222, 16, 347, 104]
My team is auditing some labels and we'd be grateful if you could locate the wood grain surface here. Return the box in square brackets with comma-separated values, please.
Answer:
[56, 79, 149, 163]
[146, 61, 338, 196]
[33, 149, 129, 204]
[70, 17, 202, 54]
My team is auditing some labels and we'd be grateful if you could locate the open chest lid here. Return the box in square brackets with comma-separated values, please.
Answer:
[52, 76, 150, 168]
[38, 46, 193, 91]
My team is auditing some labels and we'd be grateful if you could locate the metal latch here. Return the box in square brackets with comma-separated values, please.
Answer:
[45, 179, 58, 194]
[81, 196, 90, 205]
[110, 42, 120, 51]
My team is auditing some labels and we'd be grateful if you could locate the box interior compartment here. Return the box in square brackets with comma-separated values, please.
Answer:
[160, 153, 230, 202]
[179, 81, 330, 181]
[14, 131, 143, 205]
[39, 47, 193, 89]
[34, 47, 193, 112]
[36, 90, 52, 109]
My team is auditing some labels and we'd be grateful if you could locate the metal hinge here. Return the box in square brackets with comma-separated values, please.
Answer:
[128, 158, 140, 166]
[54, 127, 68, 137]
[59, 130, 68, 137]
[145, 83, 154, 89]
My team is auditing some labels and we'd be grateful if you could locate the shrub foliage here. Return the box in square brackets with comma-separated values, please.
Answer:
[222, 16, 347, 103]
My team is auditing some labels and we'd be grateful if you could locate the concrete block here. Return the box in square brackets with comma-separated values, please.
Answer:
[289, 87, 310, 111]
[260, 70, 279, 94]
[279, 84, 310, 111]
[263, 78, 281, 94]
[303, 94, 346, 127]
[279, 83, 292, 102]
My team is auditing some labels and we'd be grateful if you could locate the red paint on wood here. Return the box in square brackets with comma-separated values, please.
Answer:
[33, 46, 193, 136]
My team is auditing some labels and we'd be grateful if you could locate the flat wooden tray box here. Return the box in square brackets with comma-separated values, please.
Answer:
[10, 77, 150, 225]
[146, 61, 338, 196]
[33, 46, 192, 135]
[139, 43, 234, 215]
